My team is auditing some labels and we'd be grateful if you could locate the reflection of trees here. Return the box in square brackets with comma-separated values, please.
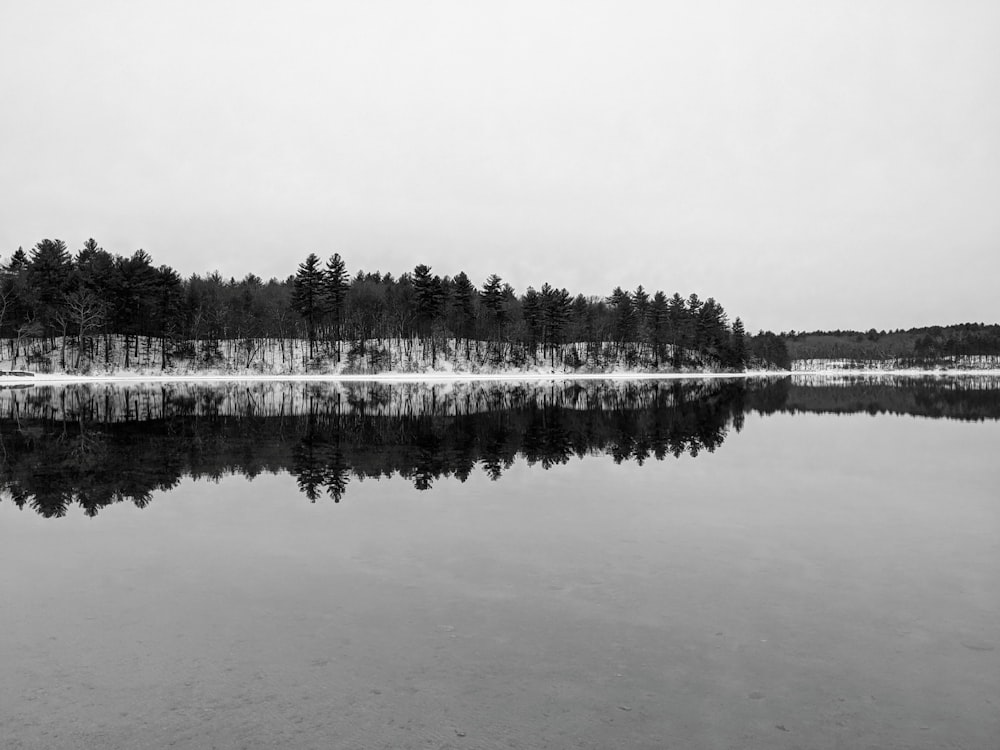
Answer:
[325, 449, 350, 502]
[746, 375, 1000, 421]
[2, 376, 996, 517]
[522, 408, 574, 469]
[291, 412, 353, 503]
[0, 379, 754, 515]
[292, 436, 327, 502]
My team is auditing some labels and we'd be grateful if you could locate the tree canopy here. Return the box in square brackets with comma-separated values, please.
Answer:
[1, 238, 796, 371]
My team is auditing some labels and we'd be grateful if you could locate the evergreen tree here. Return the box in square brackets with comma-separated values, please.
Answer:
[633, 285, 650, 335]
[4, 247, 29, 274]
[731, 317, 746, 369]
[697, 297, 728, 354]
[74, 240, 116, 295]
[686, 292, 702, 348]
[569, 293, 592, 345]
[292, 253, 324, 356]
[521, 287, 542, 349]
[153, 266, 184, 368]
[481, 273, 506, 340]
[540, 283, 572, 350]
[323, 253, 349, 345]
[413, 264, 444, 336]
[27, 239, 72, 332]
[114, 250, 159, 336]
[650, 290, 669, 364]
[450, 271, 477, 341]
[667, 293, 687, 365]
[606, 287, 634, 344]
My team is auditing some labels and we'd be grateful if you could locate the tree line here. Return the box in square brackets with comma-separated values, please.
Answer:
[0, 238, 790, 370]
[781, 324, 1000, 364]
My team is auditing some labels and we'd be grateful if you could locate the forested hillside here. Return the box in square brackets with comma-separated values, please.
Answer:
[782, 325, 1000, 370]
[0, 238, 788, 373]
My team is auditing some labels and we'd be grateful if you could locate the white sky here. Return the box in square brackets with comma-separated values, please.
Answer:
[2, 1, 998, 332]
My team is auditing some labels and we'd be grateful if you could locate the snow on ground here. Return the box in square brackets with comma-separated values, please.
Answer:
[2, 336, 998, 385]
[0, 335, 763, 384]
[0, 370, 781, 385]
[792, 355, 1000, 373]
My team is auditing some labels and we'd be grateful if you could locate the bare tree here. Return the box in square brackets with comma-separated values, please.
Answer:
[64, 290, 107, 369]
[53, 307, 71, 369]
[0, 275, 14, 363]
[13, 319, 43, 370]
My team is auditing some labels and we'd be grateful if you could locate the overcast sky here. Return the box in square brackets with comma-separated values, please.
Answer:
[2, 1, 998, 332]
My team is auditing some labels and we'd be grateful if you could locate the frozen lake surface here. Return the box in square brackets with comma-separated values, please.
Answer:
[1, 377, 998, 749]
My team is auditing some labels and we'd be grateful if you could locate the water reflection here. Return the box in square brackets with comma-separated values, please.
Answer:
[1, 375, 997, 517]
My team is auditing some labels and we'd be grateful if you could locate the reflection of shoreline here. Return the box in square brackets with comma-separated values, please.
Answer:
[2, 377, 997, 518]
[5, 369, 1000, 389]
[0, 379, 752, 517]
[0, 379, 738, 423]
[751, 376, 1000, 422]
[790, 369, 1000, 377]
[5, 375, 997, 424]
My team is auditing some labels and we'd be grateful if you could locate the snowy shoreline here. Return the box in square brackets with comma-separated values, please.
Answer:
[5, 335, 998, 385]
[788, 368, 1000, 377]
[1, 370, 775, 385]
[2, 368, 998, 385]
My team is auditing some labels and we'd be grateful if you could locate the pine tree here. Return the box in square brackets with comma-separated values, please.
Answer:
[698, 297, 728, 354]
[606, 287, 634, 345]
[292, 253, 324, 356]
[667, 293, 687, 365]
[731, 317, 746, 369]
[481, 273, 505, 340]
[521, 287, 542, 351]
[153, 265, 183, 369]
[4, 247, 29, 273]
[540, 283, 572, 353]
[74, 240, 115, 295]
[650, 290, 668, 365]
[323, 253, 349, 346]
[27, 239, 72, 333]
[450, 271, 477, 342]
[633, 285, 650, 330]
[413, 264, 444, 336]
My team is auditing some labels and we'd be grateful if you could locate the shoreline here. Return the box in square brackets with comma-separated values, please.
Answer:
[2, 368, 999, 385]
[789, 368, 1000, 377]
[1, 371, 777, 385]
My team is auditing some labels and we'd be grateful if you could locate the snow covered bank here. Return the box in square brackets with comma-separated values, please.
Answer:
[792, 355, 1000, 372]
[0, 334, 769, 383]
[1, 370, 784, 386]
[5, 336, 996, 385]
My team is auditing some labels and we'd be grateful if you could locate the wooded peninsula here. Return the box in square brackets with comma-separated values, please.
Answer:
[1, 238, 996, 375]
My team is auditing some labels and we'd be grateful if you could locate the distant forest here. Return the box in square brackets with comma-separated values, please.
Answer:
[780, 324, 1000, 364]
[0, 238, 789, 371]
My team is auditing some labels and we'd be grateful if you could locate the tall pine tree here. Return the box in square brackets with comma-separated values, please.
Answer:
[323, 253, 349, 347]
[292, 253, 324, 356]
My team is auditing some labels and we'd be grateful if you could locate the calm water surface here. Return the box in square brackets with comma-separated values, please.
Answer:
[1, 377, 998, 749]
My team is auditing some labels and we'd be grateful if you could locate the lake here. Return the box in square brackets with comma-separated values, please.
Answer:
[1, 376, 997, 749]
